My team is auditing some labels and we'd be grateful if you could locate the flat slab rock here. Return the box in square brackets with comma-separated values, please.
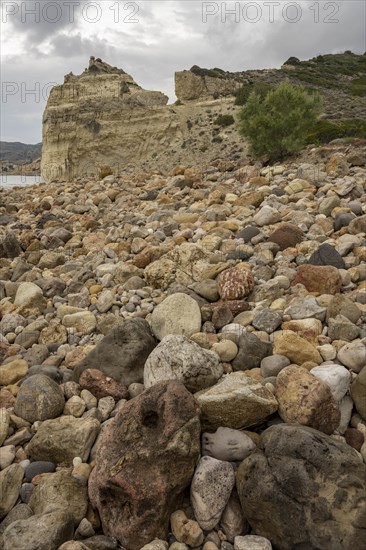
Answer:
[195, 372, 278, 430]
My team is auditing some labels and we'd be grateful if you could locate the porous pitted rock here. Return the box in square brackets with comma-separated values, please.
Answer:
[144, 335, 222, 393]
[150, 293, 201, 340]
[291, 264, 342, 294]
[14, 374, 65, 423]
[27, 415, 100, 465]
[88, 381, 200, 550]
[73, 318, 156, 385]
[191, 456, 235, 530]
[276, 366, 340, 434]
[236, 424, 366, 550]
[195, 372, 278, 430]
[217, 267, 254, 301]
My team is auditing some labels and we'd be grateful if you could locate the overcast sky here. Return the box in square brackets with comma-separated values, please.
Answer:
[1, 0, 365, 143]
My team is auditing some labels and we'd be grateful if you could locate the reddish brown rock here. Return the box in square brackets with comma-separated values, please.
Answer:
[292, 264, 342, 294]
[268, 223, 304, 250]
[133, 249, 153, 269]
[344, 428, 364, 452]
[0, 342, 21, 363]
[79, 369, 128, 401]
[88, 380, 201, 550]
[0, 389, 16, 409]
[276, 366, 340, 435]
[201, 300, 250, 323]
[217, 267, 254, 301]
[211, 303, 233, 329]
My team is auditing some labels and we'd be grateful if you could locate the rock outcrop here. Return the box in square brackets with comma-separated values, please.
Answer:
[41, 57, 171, 182]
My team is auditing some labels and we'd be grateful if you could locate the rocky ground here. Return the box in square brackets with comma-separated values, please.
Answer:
[0, 141, 365, 550]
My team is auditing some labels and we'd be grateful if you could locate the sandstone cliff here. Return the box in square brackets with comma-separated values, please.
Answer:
[41, 57, 245, 182]
[41, 53, 365, 183]
[42, 57, 171, 181]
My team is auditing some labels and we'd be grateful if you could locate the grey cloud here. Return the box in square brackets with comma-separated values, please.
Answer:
[50, 32, 116, 58]
[2, 0, 86, 47]
[1, 0, 365, 142]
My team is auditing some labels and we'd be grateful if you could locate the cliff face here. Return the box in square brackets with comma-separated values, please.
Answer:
[41, 57, 173, 182]
[41, 57, 247, 182]
[174, 70, 240, 101]
[41, 53, 366, 182]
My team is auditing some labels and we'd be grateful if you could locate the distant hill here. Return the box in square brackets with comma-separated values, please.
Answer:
[179, 51, 366, 121]
[0, 141, 42, 165]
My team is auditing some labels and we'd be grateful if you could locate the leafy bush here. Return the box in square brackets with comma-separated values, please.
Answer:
[306, 119, 366, 144]
[235, 82, 273, 106]
[238, 80, 323, 161]
[284, 56, 301, 66]
[190, 65, 225, 79]
[214, 114, 235, 127]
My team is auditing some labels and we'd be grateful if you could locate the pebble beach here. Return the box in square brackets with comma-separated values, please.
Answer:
[0, 141, 365, 550]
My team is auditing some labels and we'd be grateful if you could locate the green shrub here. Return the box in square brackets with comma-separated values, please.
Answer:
[284, 56, 301, 66]
[190, 65, 225, 79]
[306, 119, 366, 144]
[235, 82, 273, 106]
[214, 114, 235, 127]
[235, 86, 252, 106]
[238, 80, 323, 161]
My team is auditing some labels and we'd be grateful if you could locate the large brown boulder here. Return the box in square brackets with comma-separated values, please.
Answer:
[236, 424, 366, 550]
[88, 380, 201, 549]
